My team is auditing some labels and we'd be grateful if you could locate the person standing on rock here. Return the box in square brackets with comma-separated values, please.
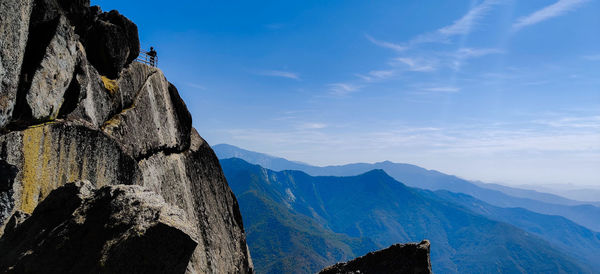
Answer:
[148, 46, 157, 66]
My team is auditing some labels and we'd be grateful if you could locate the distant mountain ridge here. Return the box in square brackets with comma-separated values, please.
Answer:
[423, 190, 600, 271]
[214, 144, 600, 232]
[221, 158, 592, 273]
[471, 181, 600, 207]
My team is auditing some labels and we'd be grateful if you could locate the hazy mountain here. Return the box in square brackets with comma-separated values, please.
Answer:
[517, 184, 600, 204]
[471, 181, 600, 207]
[221, 158, 591, 273]
[214, 144, 600, 232]
[424, 190, 600, 271]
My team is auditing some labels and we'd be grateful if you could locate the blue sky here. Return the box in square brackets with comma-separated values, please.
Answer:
[94, 0, 600, 186]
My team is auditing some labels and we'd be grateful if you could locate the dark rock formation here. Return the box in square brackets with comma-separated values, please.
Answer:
[83, 9, 140, 79]
[319, 240, 432, 274]
[0, 181, 197, 273]
[0, 0, 253, 272]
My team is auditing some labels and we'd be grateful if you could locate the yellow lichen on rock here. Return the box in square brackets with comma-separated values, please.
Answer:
[101, 76, 119, 95]
[20, 126, 45, 214]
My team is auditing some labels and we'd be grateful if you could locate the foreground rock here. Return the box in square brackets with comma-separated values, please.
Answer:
[0, 0, 253, 272]
[319, 240, 432, 274]
[0, 181, 197, 273]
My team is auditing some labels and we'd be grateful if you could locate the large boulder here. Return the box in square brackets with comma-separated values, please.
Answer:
[82, 9, 140, 79]
[0, 0, 33, 130]
[0, 181, 198, 273]
[319, 240, 432, 274]
[23, 0, 138, 80]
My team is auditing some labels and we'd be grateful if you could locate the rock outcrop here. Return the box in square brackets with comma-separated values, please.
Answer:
[0, 0, 253, 273]
[319, 240, 432, 274]
[0, 181, 197, 273]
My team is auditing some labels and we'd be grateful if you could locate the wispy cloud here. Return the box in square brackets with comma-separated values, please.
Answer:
[454, 48, 504, 59]
[186, 82, 206, 90]
[412, 0, 503, 44]
[355, 70, 396, 82]
[512, 0, 589, 31]
[216, 113, 600, 184]
[450, 48, 504, 70]
[328, 83, 362, 95]
[583, 54, 600, 61]
[439, 0, 503, 36]
[297, 123, 328, 130]
[422, 87, 461, 93]
[535, 115, 600, 129]
[393, 57, 437, 72]
[365, 34, 407, 52]
[257, 70, 300, 80]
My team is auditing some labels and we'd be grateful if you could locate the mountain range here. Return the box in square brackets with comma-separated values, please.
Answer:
[214, 144, 600, 232]
[221, 158, 594, 273]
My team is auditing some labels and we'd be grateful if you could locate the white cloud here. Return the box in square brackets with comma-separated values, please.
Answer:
[365, 34, 407, 52]
[393, 57, 437, 72]
[455, 48, 504, 59]
[422, 87, 461, 93]
[298, 123, 328, 130]
[439, 0, 503, 36]
[535, 115, 600, 129]
[356, 70, 397, 82]
[512, 0, 589, 31]
[412, 0, 503, 44]
[328, 83, 362, 95]
[257, 70, 300, 80]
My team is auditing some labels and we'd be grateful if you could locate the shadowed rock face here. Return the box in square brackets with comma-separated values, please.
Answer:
[319, 240, 432, 274]
[0, 0, 253, 272]
[83, 9, 140, 78]
[0, 181, 197, 273]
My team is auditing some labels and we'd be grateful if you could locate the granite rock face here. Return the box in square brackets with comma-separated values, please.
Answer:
[138, 129, 252, 273]
[0, 0, 32, 129]
[0, 122, 140, 226]
[0, 0, 253, 273]
[0, 181, 198, 273]
[25, 15, 78, 122]
[102, 68, 192, 159]
[319, 240, 432, 274]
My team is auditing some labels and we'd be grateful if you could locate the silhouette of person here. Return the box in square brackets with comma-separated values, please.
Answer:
[148, 46, 157, 66]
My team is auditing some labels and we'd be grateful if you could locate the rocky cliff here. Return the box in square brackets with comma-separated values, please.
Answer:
[319, 240, 432, 274]
[0, 0, 252, 273]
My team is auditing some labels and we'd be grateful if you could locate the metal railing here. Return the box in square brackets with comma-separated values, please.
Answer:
[136, 49, 158, 67]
